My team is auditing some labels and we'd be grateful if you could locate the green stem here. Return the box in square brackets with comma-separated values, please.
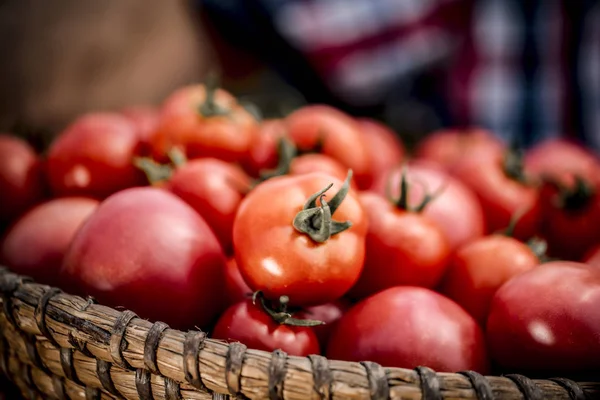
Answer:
[134, 157, 174, 185]
[552, 176, 595, 210]
[198, 73, 230, 118]
[252, 291, 324, 326]
[258, 137, 298, 181]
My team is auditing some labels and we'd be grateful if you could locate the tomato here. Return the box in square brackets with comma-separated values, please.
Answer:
[212, 299, 320, 356]
[357, 118, 404, 188]
[349, 189, 450, 300]
[584, 245, 600, 268]
[538, 177, 600, 260]
[224, 257, 252, 307]
[327, 287, 489, 373]
[414, 128, 505, 171]
[440, 234, 540, 325]
[46, 113, 146, 199]
[0, 135, 46, 225]
[289, 154, 353, 185]
[151, 82, 258, 163]
[1, 197, 99, 287]
[243, 119, 287, 177]
[372, 161, 485, 251]
[298, 299, 351, 350]
[486, 261, 600, 373]
[121, 106, 160, 156]
[62, 187, 226, 330]
[233, 172, 367, 306]
[285, 105, 373, 189]
[451, 151, 540, 240]
[164, 158, 251, 254]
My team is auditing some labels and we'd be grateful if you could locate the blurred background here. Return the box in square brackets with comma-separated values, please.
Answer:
[0, 0, 598, 148]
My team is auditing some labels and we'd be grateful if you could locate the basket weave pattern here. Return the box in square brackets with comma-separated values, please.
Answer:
[1, 267, 599, 400]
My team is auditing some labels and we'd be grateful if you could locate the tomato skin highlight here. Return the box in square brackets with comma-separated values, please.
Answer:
[486, 261, 600, 373]
[233, 172, 367, 307]
[440, 235, 540, 325]
[0, 134, 46, 225]
[349, 192, 450, 299]
[212, 299, 320, 357]
[165, 158, 251, 254]
[62, 187, 226, 330]
[1, 197, 99, 287]
[46, 113, 146, 199]
[327, 286, 489, 373]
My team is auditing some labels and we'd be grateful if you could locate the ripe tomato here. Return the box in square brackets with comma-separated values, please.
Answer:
[486, 261, 600, 373]
[243, 119, 287, 177]
[164, 158, 251, 254]
[349, 190, 450, 299]
[285, 105, 372, 189]
[440, 234, 540, 325]
[584, 245, 600, 268]
[62, 187, 226, 330]
[538, 177, 600, 260]
[224, 257, 252, 307]
[233, 172, 367, 306]
[46, 113, 146, 199]
[121, 106, 160, 156]
[1, 197, 99, 287]
[372, 161, 485, 251]
[414, 128, 505, 171]
[298, 299, 351, 350]
[327, 287, 489, 373]
[451, 151, 540, 240]
[289, 154, 353, 184]
[151, 83, 258, 163]
[357, 118, 404, 188]
[0, 135, 46, 225]
[212, 299, 320, 356]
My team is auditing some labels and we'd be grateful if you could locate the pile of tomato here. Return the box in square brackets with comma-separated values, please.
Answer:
[1, 80, 599, 378]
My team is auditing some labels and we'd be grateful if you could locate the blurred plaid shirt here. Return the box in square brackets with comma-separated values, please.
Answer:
[201, 0, 600, 149]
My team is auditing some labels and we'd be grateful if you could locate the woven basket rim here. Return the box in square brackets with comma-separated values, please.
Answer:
[0, 265, 598, 400]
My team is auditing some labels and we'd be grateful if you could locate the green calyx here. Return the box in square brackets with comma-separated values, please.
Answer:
[293, 170, 353, 243]
[386, 165, 443, 212]
[134, 147, 187, 185]
[258, 137, 298, 181]
[198, 73, 230, 118]
[552, 176, 596, 211]
[252, 291, 324, 327]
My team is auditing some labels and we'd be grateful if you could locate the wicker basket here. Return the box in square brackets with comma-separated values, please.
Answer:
[0, 266, 598, 400]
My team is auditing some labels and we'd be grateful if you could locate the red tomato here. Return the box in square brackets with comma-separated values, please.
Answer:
[349, 191, 450, 299]
[46, 113, 146, 199]
[62, 187, 226, 330]
[538, 178, 600, 260]
[440, 235, 540, 325]
[0, 135, 46, 225]
[486, 261, 600, 372]
[327, 287, 489, 373]
[357, 118, 404, 188]
[121, 106, 160, 156]
[243, 119, 287, 177]
[584, 245, 600, 268]
[224, 257, 252, 307]
[212, 299, 320, 356]
[372, 161, 485, 250]
[1, 197, 99, 287]
[165, 158, 251, 254]
[151, 84, 258, 163]
[233, 172, 367, 306]
[414, 128, 505, 171]
[285, 105, 373, 189]
[298, 299, 351, 350]
[451, 152, 540, 240]
[289, 154, 354, 186]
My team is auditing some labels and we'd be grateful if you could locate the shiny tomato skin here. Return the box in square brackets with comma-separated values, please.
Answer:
[440, 235, 540, 325]
[327, 287, 490, 373]
[46, 113, 145, 199]
[289, 154, 356, 188]
[212, 299, 320, 357]
[373, 161, 485, 251]
[224, 257, 252, 307]
[357, 118, 404, 188]
[233, 172, 367, 307]
[349, 192, 450, 300]
[243, 119, 287, 177]
[151, 84, 258, 163]
[165, 158, 251, 254]
[451, 154, 540, 240]
[285, 105, 372, 189]
[486, 261, 600, 372]
[62, 187, 226, 330]
[1, 197, 99, 287]
[0, 135, 46, 224]
[414, 128, 505, 171]
[298, 299, 351, 349]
